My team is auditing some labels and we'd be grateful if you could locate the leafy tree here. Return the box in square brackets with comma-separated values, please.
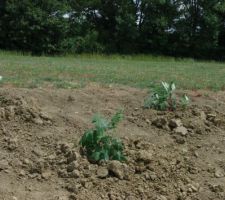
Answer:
[0, 0, 225, 59]
[0, 0, 70, 54]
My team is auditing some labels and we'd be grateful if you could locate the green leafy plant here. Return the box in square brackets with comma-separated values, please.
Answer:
[144, 81, 189, 111]
[79, 111, 126, 162]
[180, 94, 190, 109]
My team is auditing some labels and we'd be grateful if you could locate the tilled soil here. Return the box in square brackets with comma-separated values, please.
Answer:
[0, 84, 224, 200]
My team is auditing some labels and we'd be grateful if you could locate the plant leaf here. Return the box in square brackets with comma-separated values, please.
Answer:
[171, 82, 176, 91]
[92, 114, 109, 131]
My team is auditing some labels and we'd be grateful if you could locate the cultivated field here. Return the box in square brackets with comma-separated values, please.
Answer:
[0, 53, 225, 200]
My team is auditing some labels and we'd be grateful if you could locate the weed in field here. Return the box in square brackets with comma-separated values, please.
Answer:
[144, 82, 189, 111]
[79, 111, 126, 162]
[180, 94, 190, 109]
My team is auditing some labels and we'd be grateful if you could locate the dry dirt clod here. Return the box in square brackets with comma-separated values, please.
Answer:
[174, 126, 188, 136]
[41, 170, 52, 180]
[68, 170, 80, 178]
[174, 135, 186, 144]
[209, 184, 224, 193]
[214, 169, 224, 178]
[152, 117, 167, 128]
[67, 151, 79, 164]
[156, 195, 168, 200]
[59, 143, 71, 154]
[58, 169, 68, 178]
[32, 117, 44, 125]
[67, 161, 79, 172]
[200, 111, 207, 120]
[169, 119, 182, 129]
[206, 113, 216, 121]
[136, 150, 153, 164]
[97, 167, 109, 178]
[108, 160, 126, 180]
[0, 160, 9, 170]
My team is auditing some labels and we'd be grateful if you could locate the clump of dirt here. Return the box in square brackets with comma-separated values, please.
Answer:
[0, 91, 52, 124]
[0, 85, 224, 200]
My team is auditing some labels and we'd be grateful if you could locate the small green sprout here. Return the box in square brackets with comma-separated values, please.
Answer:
[144, 81, 189, 111]
[79, 111, 126, 162]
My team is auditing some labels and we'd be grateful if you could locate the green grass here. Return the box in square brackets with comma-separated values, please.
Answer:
[0, 51, 224, 90]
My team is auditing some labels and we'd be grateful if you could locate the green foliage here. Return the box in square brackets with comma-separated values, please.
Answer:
[0, 0, 225, 58]
[180, 94, 190, 109]
[144, 82, 189, 111]
[79, 111, 126, 162]
[60, 31, 104, 54]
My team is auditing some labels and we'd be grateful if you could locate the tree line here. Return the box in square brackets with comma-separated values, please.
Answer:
[0, 0, 225, 59]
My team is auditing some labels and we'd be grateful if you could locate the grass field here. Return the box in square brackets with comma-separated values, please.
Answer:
[0, 51, 224, 90]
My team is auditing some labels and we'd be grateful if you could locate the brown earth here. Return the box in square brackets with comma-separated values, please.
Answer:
[0, 83, 224, 200]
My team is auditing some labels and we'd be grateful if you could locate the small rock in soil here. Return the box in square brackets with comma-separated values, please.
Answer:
[67, 151, 79, 163]
[135, 164, 146, 174]
[40, 112, 52, 121]
[58, 169, 68, 178]
[200, 111, 206, 120]
[59, 143, 71, 154]
[136, 150, 153, 164]
[156, 195, 168, 200]
[32, 117, 44, 125]
[174, 135, 186, 144]
[97, 167, 109, 178]
[206, 113, 216, 121]
[56, 196, 69, 200]
[41, 170, 52, 180]
[68, 170, 80, 178]
[214, 169, 224, 178]
[108, 160, 125, 180]
[67, 161, 79, 172]
[0, 160, 9, 170]
[169, 119, 182, 129]
[19, 170, 26, 177]
[152, 117, 167, 128]
[174, 126, 188, 136]
[209, 184, 224, 193]
[69, 194, 77, 200]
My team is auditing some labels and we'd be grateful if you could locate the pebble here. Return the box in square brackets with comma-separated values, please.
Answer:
[32, 117, 44, 125]
[174, 135, 186, 144]
[41, 170, 52, 180]
[97, 167, 109, 178]
[169, 119, 182, 129]
[67, 151, 79, 163]
[137, 150, 153, 164]
[0, 160, 9, 170]
[108, 160, 125, 180]
[215, 169, 224, 178]
[69, 170, 80, 178]
[174, 126, 188, 136]
[156, 195, 167, 200]
[152, 117, 167, 128]
[67, 161, 79, 172]
[60, 143, 71, 154]
[209, 184, 224, 193]
[200, 111, 206, 120]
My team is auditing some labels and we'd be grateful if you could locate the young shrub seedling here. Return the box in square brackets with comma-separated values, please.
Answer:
[144, 81, 189, 111]
[79, 111, 126, 162]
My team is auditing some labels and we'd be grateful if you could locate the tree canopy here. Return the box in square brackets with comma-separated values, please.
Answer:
[0, 0, 225, 59]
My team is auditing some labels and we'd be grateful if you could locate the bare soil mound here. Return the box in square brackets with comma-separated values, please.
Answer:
[0, 84, 224, 200]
